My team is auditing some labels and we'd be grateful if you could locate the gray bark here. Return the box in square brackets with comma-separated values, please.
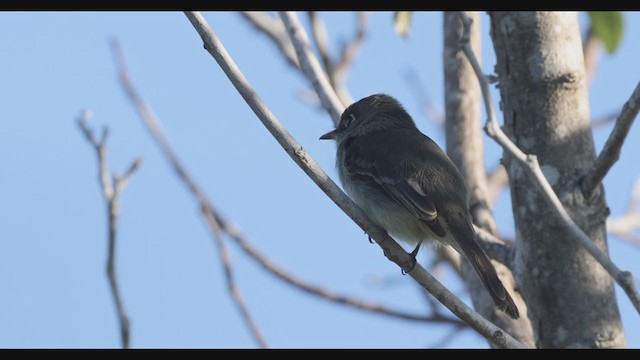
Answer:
[443, 11, 535, 347]
[489, 11, 626, 348]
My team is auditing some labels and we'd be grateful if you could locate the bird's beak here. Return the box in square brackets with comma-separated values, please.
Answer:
[319, 129, 338, 140]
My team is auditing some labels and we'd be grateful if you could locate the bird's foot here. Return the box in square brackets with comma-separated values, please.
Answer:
[365, 231, 375, 244]
[402, 241, 423, 275]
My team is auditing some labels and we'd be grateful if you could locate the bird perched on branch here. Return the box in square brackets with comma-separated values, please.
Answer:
[320, 93, 519, 319]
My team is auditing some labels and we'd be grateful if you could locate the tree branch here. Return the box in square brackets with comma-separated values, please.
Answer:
[241, 11, 364, 115]
[334, 11, 367, 82]
[444, 11, 533, 347]
[457, 12, 640, 316]
[307, 11, 334, 84]
[77, 110, 140, 349]
[239, 12, 299, 69]
[200, 205, 269, 348]
[109, 38, 463, 339]
[582, 82, 640, 196]
[279, 12, 346, 125]
[110, 39, 269, 348]
[184, 10, 528, 349]
[220, 211, 463, 326]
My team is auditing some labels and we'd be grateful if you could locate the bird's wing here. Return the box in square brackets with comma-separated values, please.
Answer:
[344, 138, 446, 237]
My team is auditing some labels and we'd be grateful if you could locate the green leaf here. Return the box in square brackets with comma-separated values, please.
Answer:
[588, 11, 624, 54]
[394, 11, 413, 37]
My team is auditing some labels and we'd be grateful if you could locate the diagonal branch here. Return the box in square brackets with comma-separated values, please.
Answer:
[184, 10, 528, 349]
[109, 38, 462, 337]
[110, 39, 269, 349]
[582, 81, 640, 196]
[457, 12, 640, 316]
[77, 111, 141, 349]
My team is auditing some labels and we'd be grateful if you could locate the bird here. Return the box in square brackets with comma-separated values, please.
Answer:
[320, 93, 519, 319]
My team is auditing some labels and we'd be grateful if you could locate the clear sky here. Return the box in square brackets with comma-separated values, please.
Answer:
[0, 11, 638, 348]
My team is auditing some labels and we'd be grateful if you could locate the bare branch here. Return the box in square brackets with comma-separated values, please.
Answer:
[222, 214, 463, 326]
[110, 39, 269, 348]
[308, 11, 365, 107]
[582, 82, 640, 196]
[457, 12, 640, 316]
[333, 12, 367, 89]
[242, 11, 362, 115]
[200, 206, 269, 348]
[184, 10, 528, 349]
[110, 37, 462, 342]
[239, 12, 299, 69]
[280, 12, 346, 125]
[444, 12, 533, 347]
[307, 12, 334, 82]
[77, 110, 139, 349]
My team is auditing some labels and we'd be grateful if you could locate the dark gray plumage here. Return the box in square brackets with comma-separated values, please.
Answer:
[321, 94, 519, 319]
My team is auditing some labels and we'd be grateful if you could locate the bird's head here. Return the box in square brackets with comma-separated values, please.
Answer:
[320, 94, 416, 143]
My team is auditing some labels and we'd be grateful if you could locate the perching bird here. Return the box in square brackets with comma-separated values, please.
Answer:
[320, 94, 519, 319]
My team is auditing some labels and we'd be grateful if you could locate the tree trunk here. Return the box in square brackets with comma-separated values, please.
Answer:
[443, 11, 535, 347]
[489, 11, 626, 348]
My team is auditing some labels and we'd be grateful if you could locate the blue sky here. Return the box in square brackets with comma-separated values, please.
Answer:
[0, 11, 638, 348]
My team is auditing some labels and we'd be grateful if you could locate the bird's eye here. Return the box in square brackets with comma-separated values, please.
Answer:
[344, 113, 356, 127]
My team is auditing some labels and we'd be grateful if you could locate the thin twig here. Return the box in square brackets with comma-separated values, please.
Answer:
[200, 206, 269, 348]
[242, 11, 365, 115]
[279, 12, 345, 125]
[110, 39, 269, 349]
[306, 11, 365, 107]
[77, 111, 140, 349]
[582, 82, 640, 196]
[457, 12, 640, 316]
[308, 12, 334, 84]
[334, 12, 367, 85]
[109, 39, 460, 335]
[184, 10, 528, 349]
[240, 12, 299, 69]
[223, 217, 464, 326]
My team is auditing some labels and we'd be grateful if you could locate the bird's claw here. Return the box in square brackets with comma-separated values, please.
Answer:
[402, 241, 423, 275]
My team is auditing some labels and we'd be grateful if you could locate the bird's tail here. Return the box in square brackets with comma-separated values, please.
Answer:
[449, 219, 520, 319]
